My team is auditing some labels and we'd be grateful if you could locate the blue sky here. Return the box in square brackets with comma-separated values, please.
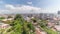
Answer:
[0, 0, 60, 14]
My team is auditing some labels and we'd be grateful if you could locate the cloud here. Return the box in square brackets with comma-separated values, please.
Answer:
[3, 4, 41, 14]
[5, 4, 15, 9]
[27, 2, 32, 5]
[0, 4, 57, 14]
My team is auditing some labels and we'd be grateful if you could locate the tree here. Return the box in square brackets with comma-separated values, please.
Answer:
[0, 17, 5, 20]
[7, 14, 35, 34]
[7, 16, 13, 18]
[39, 20, 58, 34]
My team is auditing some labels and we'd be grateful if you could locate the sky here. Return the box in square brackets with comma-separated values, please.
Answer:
[0, 0, 60, 14]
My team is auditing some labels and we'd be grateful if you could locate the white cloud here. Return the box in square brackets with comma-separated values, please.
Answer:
[27, 2, 32, 5]
[0, 4, 57, 14]
[4, 4, 41, 14]
[5, 4, 15, 9]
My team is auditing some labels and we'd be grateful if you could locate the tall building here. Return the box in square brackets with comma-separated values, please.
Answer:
[58, 11, 60, 17]
[58, 11, 60, 14]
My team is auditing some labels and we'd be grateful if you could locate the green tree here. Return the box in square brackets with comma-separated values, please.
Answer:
[7, 16, 13, 18]
[39, 20, 58, 34]
[6, 14, 35, 34]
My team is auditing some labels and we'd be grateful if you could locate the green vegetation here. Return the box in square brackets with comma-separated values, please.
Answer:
[5, 14, 35, 34]
[7, 16, 13, 18]
[0, 14, 58, 34]
[39, 20, 58, 34]
[0, 17, 5, 20]
[4, 20, 12, 24]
